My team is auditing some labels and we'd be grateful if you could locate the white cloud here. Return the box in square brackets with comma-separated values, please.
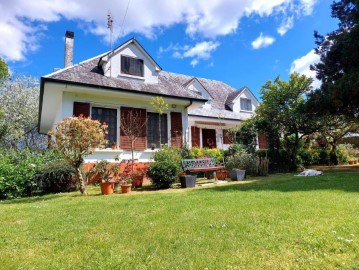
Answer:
[251, 33, 275, 49]
[190, 59, 199, 67]
[183, 41, 220, 59]
[277, 16, 294, 36]
[0, 0, 319, 61]
[290, 49, 321, 89]
[299, 0, 317, 15]
[169, 41, 220, 66]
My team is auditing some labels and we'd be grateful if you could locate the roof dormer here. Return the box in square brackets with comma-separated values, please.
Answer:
[184, 77, 213, 107]
[226, 87, 259, 113]
[98, 38, 162, 84]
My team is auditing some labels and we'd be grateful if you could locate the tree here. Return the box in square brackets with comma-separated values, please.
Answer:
[150, 96, 169, 147]
[0, 57, 9, 81]
[237, 119, 257, 153]
[48, 116, 108, 194]
[120, 109, 147, 174]
[317, 115, 359, 164]
[0, 75, 46, 149]
[0, 108, 7, 141]
[255, 73, 315, 171]
[309, 0, 359, 118]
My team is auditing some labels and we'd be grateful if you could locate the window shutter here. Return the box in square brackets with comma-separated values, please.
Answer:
[73, 102, 90, 117]
[223, 129, 231, 144]
[258, 132, 267, 149]
[191, 126, 200, 148]
[170, 112, 183, 148]
[120, 107, 147, 151]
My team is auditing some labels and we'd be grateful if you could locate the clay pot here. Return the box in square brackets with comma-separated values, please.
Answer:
[100, 182, 114, 195]
[216, 171, 227, 180]
[121, 184, 132, 193]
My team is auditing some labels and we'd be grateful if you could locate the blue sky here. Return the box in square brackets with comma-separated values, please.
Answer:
[1, 0, 337, 99]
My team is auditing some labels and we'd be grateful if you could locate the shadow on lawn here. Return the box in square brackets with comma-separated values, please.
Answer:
[197, 172, 359, 193]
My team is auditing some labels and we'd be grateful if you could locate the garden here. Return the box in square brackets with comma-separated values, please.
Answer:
[0, 170, 358, 269]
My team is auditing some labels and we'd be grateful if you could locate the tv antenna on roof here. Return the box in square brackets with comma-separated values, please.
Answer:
[107, 11, 113, 76]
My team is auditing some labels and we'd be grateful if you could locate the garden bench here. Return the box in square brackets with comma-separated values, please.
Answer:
[181, 158, 224, 179]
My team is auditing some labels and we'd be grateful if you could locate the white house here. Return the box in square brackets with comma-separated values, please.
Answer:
[38, 31, 261, 162]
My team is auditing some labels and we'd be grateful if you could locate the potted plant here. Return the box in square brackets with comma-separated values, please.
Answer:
[110, 141, 117, 150]
[225, 154, 247, 181]
[111, 164, 121, 192]
[120, 175, 132, 193]
[89, 160, 116, 195]
[216, 170, 228, 180]
[132, 168, 145, 188]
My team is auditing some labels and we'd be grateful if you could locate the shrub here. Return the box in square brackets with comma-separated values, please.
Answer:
[147, 161, 180, 189]
[223, 144, 247, 158]
[152, 146, 182, 166]
[0, 149, 59, 199]
[188, 147, 203, 159]
[225, 153, 257, 175]
[34, 160, 78, 194]
[201, 148, 224, 164]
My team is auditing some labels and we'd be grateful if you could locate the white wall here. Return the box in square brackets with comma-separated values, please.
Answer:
[102, 43, 159, 84]
[62, 91, 188, 162]
[232, 89, 258, 114]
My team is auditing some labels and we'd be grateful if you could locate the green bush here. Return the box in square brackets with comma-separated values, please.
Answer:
[34, 160, 78, 194]
[0, 149, 59, 199]
[152, 146, 182, 165]
[147, 161, 180, 189]
[201, 148, 224, 164]
[225, 153, 257, 175]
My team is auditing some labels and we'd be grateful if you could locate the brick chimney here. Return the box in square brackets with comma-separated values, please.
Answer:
[64, 31, 74, 68]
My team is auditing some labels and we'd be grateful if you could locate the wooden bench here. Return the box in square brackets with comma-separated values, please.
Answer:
[181, 158, 224, 179]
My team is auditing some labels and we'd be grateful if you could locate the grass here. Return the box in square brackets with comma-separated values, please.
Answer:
[0, 171, 358, 269]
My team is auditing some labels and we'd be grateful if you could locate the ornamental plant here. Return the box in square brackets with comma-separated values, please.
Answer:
[48, 116, 108, 194]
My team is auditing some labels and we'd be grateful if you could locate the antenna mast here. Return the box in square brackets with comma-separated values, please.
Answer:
[107, 11, 113, 77]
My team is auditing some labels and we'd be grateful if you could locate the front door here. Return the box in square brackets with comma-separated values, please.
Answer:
[202, 129, 216, 148]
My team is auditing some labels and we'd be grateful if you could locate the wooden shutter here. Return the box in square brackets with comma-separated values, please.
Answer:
[120, 107, 147, 151]
[223, 129, 231, 144]
[73, 102, 90, 117]
[258, 132, 267, 149]
[191, 126, 200, 147]
[170, 112, 183, 148]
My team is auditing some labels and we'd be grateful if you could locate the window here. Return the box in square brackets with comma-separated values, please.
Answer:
[121, 55, 144, 77]
[91, 107, 117, 147]
[240, 98, 252, 111]
[147, 112, 168, 148]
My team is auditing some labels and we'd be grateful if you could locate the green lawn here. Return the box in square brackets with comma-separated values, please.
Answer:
[1, 172, 358, 269]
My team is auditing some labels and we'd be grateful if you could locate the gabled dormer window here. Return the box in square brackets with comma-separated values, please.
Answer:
[121, 55, 144, 77]
[240, 98, 252, 111]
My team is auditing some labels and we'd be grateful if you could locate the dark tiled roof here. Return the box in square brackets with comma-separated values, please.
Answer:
[161, 72, 239, 110]
[44, 57, 204, 101]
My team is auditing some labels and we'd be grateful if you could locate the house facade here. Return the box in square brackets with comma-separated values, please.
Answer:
[39, 31, 260, 162]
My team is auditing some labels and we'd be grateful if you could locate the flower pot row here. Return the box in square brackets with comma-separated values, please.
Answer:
[348, 160, 358, 165]
[100, 175, 144, 195]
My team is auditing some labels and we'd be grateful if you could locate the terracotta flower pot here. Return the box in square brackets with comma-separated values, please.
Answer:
[349, 160, 355, 165]
[132, 175, 144, 188]
[216, 171, 227, 180]
[100, 182, 114, 195]
[121, 184, 132, 193]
